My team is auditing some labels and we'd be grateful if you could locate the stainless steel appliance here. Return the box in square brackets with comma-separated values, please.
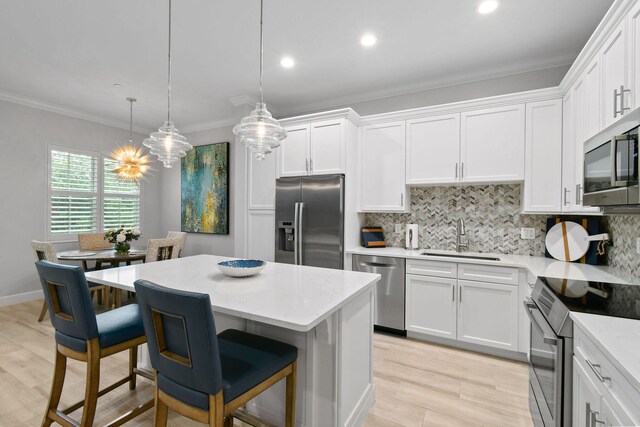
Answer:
[526, 276, 640, 426]
[352, 254, 406, 335]
[583, 123, 638, 212]
[275, 174, 344, 269]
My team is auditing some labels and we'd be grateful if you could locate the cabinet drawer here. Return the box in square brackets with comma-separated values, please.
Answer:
[406, 259, 457, 279]
[457, 263, 518, 285]
[574, 324, 640, 420]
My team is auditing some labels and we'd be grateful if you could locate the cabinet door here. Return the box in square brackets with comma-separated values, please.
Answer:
[601, 21, 628, 128]
[457, 280, 518, 351]
[460, 104, 525, 183]
[309, 119, 345, 175]
[586, 58, 602, 139]
[573, 357, 603, 427]
[246, 210, 275, 261]
[279, 124, 310, 177]
[630, 1, 640, 112]
[406, 274, 457, 339]
[359, 121, 407, 212]
[406, 114, 460, 184]
[601, 396, 637, 427]
[248, 147, 277, 209]
[523, 99, 563, 212]
[562, 92, 576, 212]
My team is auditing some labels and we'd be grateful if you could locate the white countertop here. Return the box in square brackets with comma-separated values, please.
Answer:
[85, 254, 380, 332]
[571, 312, 640, 394]
[347, 247, 639, 285]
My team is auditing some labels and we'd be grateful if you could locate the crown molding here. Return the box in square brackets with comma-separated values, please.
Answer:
[278, 108, 361, 126]
[273, 53, 574, 119]
[559, 0, 636, 93]
[181, 117, 237, 134]
[0, 89, 150, 133]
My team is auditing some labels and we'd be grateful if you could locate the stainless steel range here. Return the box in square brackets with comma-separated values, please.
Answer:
[526, 276, 640, 426]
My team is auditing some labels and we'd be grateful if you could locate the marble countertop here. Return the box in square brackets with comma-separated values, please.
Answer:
[85, 254, 380, 332]
[347, 247, 639, 285]
[571, 312, 640, 394]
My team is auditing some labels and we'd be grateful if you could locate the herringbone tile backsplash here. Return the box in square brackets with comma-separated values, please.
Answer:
[365, 184, 640, 277]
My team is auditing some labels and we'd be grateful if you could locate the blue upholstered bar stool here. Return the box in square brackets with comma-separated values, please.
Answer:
[134, 280, 298, 427]
[35, 261, 153, 427]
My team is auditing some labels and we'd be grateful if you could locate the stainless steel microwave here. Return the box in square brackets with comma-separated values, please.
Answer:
[583, 125, 638, 211]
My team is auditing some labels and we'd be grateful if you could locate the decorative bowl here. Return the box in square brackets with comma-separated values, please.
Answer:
[217, 259, 266, 277]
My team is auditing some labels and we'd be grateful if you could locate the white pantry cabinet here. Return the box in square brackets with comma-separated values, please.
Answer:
[460, 104, 525, 183]
[359, 121, 408, 212]
[406, 114, 460, 184]
[406, 274, 457, 339]
[246, 210, 275, 261]
[523, 99, 563, 212]
[247, 148, 277, 209]
[279, 119, 346, 177]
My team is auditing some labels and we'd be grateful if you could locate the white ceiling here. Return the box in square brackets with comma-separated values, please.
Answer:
[0, 0, 613, 132]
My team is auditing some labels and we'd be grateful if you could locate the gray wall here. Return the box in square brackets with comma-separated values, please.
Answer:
[0, 99, 163, 303]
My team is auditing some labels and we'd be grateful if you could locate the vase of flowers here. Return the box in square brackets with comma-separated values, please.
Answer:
[105, 227, 141, 255]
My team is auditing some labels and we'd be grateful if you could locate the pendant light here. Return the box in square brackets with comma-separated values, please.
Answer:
[143, 0, 192, 168]
[112, 97, 150, 182]
[233, 0, 287, 160]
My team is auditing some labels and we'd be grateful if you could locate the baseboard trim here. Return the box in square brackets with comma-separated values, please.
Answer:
[344, 383, 375, 427]
[0, 290, 43, 308]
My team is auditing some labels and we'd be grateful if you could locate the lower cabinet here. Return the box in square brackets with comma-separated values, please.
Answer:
[573, 356, 603, 427]
[406, 269, 519, 352]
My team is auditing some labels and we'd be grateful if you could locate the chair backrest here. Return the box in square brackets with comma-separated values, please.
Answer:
[134, 280, 223, 397]
[146, 238, 181, 263]
[78, 233, 112, 251]
[166, 231, 187, 257]
[31, 240, 59, 263]
[35, 260, 98, 342]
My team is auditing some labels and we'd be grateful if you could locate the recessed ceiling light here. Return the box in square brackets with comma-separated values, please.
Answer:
[280, 56, 295, 68]
[477, 0, 498, 14]
[360, 33, 377, 47]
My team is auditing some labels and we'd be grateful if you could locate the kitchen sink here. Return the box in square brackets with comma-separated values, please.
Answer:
[420, 252, 501, 261]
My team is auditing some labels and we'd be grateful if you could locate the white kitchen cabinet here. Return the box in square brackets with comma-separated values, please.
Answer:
[460, 104, 525, 183]
[359, 121, 407, 212]
[523, 99, 563, 212]
[573, 356, 603, 427]
[585, 57, 602, 139]
[562, 91, 576, 212]
[309, 119, 345, 175]
[406, 114, 460, 184]
[246, 210, 275, 261]
[248, 147, 277, 209]
[601, 20, 629, 128]
[630, 1, 640, 113]
[406, 274, 457, 339]
[457, 280, 519, 351]
[279, 124, 310, 177]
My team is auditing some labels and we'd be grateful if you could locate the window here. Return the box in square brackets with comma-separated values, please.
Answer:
[47, 146, 142, 241]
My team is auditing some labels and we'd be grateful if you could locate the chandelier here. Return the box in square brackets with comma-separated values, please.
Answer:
[112, 97, 150, 182]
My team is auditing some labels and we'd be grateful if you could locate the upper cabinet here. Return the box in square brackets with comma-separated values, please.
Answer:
[359, 121, 408, 212]
[406, 114, 460, 184]
[460, 104, 525, 183]
[523, 99, 563, 213]
[279, 119, 346, 177]
[601, 21, 629, 128]
[630, 1, 640, 112]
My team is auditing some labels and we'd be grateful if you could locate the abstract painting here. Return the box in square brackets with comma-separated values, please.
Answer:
[181, 142, 229, 234]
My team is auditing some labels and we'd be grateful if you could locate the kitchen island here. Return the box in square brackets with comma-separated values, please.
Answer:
[85, 254, 380, 427]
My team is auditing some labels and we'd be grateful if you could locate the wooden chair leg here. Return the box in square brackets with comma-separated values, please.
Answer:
[209, 393, 224, 427]
[154, 393, 169, 427]
[96, 288, 103, 305]
[129, 346, 138, 390]
[115, 289, 123, 308]
[223, 415, 233, 427]
[38, 301, 48, 322]
[42, 348, 67, 427]
[80, 339, 100, 427]
[285, 361, 297, 427]
[104, 286, 111, 311]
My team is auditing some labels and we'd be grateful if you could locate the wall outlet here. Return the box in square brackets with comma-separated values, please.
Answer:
[520, 228, 536, 240]
[636, 237, 640, 255]
[395, 224, 402, 234]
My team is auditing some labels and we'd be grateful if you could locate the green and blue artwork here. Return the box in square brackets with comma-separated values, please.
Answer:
[181, 142, 229, 234]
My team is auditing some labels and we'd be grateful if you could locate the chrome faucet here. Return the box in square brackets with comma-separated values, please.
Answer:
[456, 218, 468, 252]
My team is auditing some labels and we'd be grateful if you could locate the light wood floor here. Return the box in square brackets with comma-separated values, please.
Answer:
[0, 300, 533, 426]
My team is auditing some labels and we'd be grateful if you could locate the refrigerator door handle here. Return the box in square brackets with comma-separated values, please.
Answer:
[298, 202, 305, 265]
[293, 202, 300, 265]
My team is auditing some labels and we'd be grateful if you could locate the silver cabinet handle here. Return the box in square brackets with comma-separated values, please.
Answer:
[586, 359, 611, 382]
[564, 188, 570, 206]
[305, 159, 309, 174]
[459, 287, 462, 302]
[587, 402, 605, 427]
[310, 158, 313, 174]
[576, 184, 582, 205]
[452, 286, 455, 301]
[461, 162, 464, 179]
[401, 193, 404, 207]
[455, 163, 458, 179]
[622, 85, 631, 114]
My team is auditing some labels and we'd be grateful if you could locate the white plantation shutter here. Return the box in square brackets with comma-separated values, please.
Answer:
[49, 149, 98, 238]
[103, 158, 141, 230]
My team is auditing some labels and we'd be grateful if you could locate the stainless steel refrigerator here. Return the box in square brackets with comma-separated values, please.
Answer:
[275, 174, 345, 269]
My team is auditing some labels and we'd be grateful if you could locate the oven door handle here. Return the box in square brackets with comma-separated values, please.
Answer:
[523, 299, 559, 346]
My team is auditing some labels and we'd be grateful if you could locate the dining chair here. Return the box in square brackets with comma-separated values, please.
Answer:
[77, 232, 113, 270]
[166, 231, 187, 257]
[35, 261, 153, 427]
[31, 240, 109, 321]
[145, 238, 181, 263]
[134, 280, 298, 427]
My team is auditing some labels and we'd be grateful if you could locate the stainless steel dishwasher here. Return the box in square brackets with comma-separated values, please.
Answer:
[353, 254, 406, 335]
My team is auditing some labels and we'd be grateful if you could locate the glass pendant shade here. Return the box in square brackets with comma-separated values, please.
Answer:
[143, 121, 192, 168]
[234, 102, 287, 160]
